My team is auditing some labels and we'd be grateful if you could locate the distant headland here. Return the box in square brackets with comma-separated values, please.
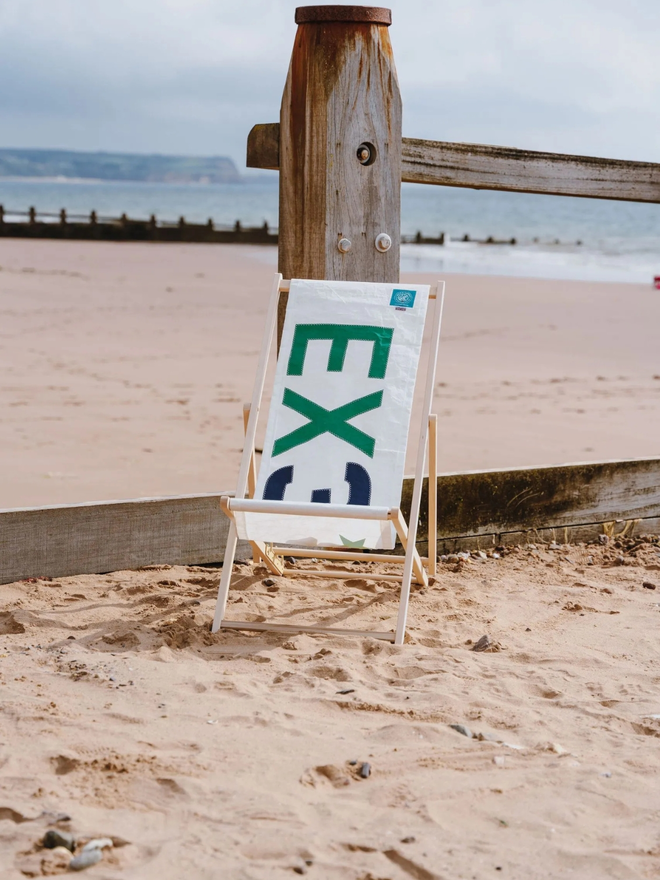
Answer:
[0, 148, 241, 184]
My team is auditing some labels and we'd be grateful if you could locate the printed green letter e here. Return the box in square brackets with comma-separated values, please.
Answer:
[287, 324, 393, 378]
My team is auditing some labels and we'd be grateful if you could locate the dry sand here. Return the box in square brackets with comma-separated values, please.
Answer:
[1, 540, 660, 878]
[2, 241, 660, 878]
[1, 240, 659, 508]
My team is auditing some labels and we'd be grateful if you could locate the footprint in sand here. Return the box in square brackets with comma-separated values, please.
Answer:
[0, 611, 25, 634]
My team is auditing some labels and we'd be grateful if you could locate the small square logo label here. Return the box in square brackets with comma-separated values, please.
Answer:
[390, 288, 416, 309]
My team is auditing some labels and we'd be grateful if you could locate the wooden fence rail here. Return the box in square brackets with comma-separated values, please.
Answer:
[2, 459, 659, 585]
[247, 123, 660, 204]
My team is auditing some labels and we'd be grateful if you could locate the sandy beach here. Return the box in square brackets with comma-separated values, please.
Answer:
[1, 540, 660, 878]
[1, 240, 659, 509]
[2, 240, 660, 878]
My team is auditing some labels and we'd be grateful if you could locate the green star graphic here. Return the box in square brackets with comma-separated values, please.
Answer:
[339, 535, 366, 548]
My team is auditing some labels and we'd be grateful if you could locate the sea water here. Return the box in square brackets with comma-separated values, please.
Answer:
[0, 175, 658, 284]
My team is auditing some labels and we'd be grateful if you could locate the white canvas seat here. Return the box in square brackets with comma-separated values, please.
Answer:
[212, 274, 445, 644]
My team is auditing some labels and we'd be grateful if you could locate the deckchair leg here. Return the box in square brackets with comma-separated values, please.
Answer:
[392, 510, 428, 587]
[243, 403, 261, 565]
[212, 521, 239, 633]
[251, 541, 285, 575]
[242, 404, 258, 498]
[395, 283, 446, 644]
[395, 536, 416, 645]
[428, 414, 438, 576]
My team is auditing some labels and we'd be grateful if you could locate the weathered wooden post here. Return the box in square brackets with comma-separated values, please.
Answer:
[278, 5, 401, 300]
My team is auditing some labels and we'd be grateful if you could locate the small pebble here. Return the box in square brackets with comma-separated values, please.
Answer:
[43, 830, 75, 852]
[348, 759, 358, 766]
[600, 770, 612, 778]
[401, 836, 416, 843]
[587, 556, 595, 565]
[359, 762, 371, 778]
[472, 634, 491, 652]
[449, 723, 473, 738]
[262, 578, 276, 587]
[284, 557, 296, 565]
[82, 838, 113, 853]
[599, 534, 609, 545]
[70, 848, 103, 871]
[337, 688, 355, 695]
[643, 581, 657, 590]
[447, 554, 459, 563]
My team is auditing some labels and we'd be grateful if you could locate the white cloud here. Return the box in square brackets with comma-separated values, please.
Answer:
[0, 0, 659, 163]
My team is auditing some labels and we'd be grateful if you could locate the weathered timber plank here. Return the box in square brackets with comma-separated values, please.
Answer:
[401, 138, 660, 202]
[247, 124, 660, 204]
[246, 123, 279, 170]
[416, 518, 660, 555]
[0, 495, 249, 586]
[401, 458, 660, 544]
[2, 459, 659, 584]
[278, 16, 402, 284]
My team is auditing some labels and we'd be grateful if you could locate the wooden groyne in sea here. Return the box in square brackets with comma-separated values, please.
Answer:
[0, 206, 278, 244]
[0, 206, 584, 247]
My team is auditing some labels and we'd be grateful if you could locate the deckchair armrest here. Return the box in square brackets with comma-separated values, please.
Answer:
[222, 496, 397, 521]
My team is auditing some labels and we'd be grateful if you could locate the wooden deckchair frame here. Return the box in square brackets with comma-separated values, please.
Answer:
[212, 274, 445, 645]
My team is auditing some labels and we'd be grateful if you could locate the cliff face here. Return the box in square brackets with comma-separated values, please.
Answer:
[0, 149, 241, 183]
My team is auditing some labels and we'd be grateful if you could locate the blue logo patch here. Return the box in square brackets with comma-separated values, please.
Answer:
[390, 288, 416, 309]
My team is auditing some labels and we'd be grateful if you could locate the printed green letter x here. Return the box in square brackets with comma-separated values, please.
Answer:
[272, 388, 383, 458]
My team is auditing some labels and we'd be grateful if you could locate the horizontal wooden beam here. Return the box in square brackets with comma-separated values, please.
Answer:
[0, 495, 250, 586]
[2, 458, 659, 585]
[247, 123, 660, 204]
[401, 457, 660, 550]
[246, 123, 281, 170]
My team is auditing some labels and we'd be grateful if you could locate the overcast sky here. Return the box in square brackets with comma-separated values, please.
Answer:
[1, 0, 660, 167]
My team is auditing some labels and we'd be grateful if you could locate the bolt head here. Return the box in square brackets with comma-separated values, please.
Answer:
[337, 238, 352, 254]
[375, 233, 392, 253]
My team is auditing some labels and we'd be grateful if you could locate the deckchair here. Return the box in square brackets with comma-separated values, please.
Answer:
[212, 274, 445, 645]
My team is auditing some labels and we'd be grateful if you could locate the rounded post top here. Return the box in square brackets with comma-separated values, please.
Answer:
[295, 6, 392, 25]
